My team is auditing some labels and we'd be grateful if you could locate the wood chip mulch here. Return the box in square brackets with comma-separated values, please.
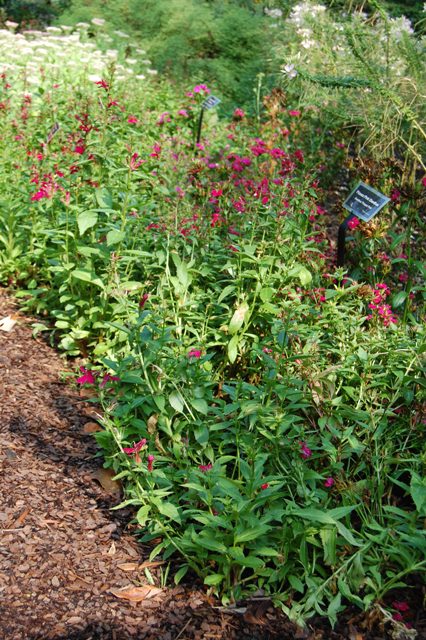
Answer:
[0, 289, 424, 640]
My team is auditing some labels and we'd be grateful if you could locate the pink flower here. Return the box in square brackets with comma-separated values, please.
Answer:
[74, 144, 85, 155]
[95, 79, 109, 91]
[421, 176, 426, 188]
[77, 366, 96, 385]
[199, 463, 213, 473]
[211, 212, 222, 227]
[348, 217, 360, 230]
[233, 108, 245, 119]
[100, 373, 120, 388]
[31, 188, 49, 201]
[288, 109, 301, 117]
[324, 477, 334, 488]
[147, 454, 155, 472]
[188, 349, 202, 359]
[392, 601, 410, 613]
[129, 152, 144, 170]
[127, 116, 138, 124]
[150, 144, 161, 158]
[178, 109, 189, 117]
[398, 272, 408, 283]
[139, 293, 149, 309]
[260, 483, 269, 490]
[193, 84, 210, 94]
[300, 442, 312, 459]
[391, 189, 401, 202]
[392, 613, 404, 622]
[123, 439, 147, 455]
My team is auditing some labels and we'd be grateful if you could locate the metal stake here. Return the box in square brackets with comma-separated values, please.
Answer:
[196, 108, 204, 146]
[337, 213, 356, 267]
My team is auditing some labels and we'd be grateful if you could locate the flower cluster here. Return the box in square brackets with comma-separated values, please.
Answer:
[367, 283, 397, 327]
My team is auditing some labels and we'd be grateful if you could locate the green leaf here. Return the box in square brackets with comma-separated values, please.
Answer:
[77, 210, 98, 236]
[320, 527, 337, 565]
[229, 301, 249, 335]
[234, 525, 270, 543]
[136, 505, 151, 527]
[96, 188, 113, 209]
[174, 565, 189, 584]
[392, 291, 407, 308]
[191, 398, 209, 415]
[106, 229, 125, 246]
[204, 573, 224, 586]
[197, 535, 227, 553]
[288, 574, 305, 593]
[153, 395, 165, 412]
[194, 424, 209, 446]
[327, 593, 341, 627]
[217, 285, 236, 304]
[259, 287, 274, 303]
[410, 473, 426, 514]
[169, 391, 184, 413]
[227, 334, 239, 364]
[288, 264, 312, 286]
[157, 501, 181, 523]
[71, 269, 105, 289]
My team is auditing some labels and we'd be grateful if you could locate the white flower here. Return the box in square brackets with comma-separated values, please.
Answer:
[283, 63, 297, 79]
[5, 21, 19, 30]
[301, 39, 315, 49]
[389, 16, 414, 42]
[114, 30, 130, 38]
[136, 74, 146, 80]
[76, 22, 90, 28]
[147, 68, 158, 75]
[91, 18, 106, 26]
[265, 8, 283, 18]
[126, 58, 137, 65]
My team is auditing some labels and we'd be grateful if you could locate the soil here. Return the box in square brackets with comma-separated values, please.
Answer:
[0, 288, 424, 640]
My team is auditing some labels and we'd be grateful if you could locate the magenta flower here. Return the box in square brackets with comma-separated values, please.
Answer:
[147, 454, 155, 472]
[421, 176, 426, 188]
[392, 613, 404, 622]
[193, 84, 210, 94]
[127, 116, 138, 124]
[324, 477, 334, 488]
[199, 463, 213, 473]
[77, 366, 96, 385]
[129, 153, 144, 171]
[95, 79, 109, 90]
[260, 483, 269, 490]
[288, 109, 301, 117]
[300, 442, 312, 459]
[188, 349, 202, 359]
[139, 293, 149, 309]
[123, 439, 147, 455]
[233, 108, 245, 119]
[100, 373, 120, 388]
[348, 217, 360, 230]
[392, 601, 410, 613]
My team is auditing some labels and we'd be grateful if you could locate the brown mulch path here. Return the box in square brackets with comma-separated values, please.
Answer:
[0, 289, 423, 640]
